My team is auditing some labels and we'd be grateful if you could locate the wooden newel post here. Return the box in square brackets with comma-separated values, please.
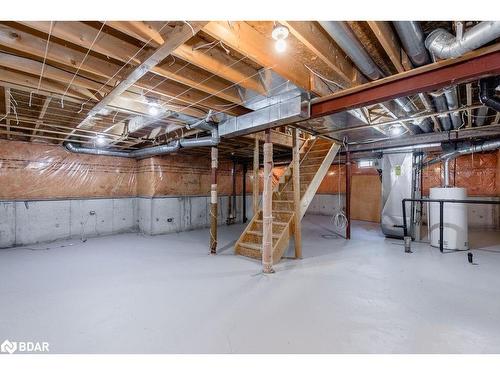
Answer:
[262, 130, 274, 273]
[210, 146, 218, 254]
[292, 128, 302, 259]
[253, 137, 259, 218]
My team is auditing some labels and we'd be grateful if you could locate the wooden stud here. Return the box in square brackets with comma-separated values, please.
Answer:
[253, 136, 259, 219]
[262, 129, 274, 273]
[4, 87, 10, 139]
[292, 128, 302, 259]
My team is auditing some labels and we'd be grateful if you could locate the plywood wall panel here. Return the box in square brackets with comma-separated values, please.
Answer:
[350, 175, 382, 222]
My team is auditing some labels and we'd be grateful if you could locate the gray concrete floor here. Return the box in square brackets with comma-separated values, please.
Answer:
[1, 214, 499, 354]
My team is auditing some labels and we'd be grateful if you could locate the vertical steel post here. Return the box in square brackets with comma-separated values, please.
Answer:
[210, 147, 218, 254]
[292, 128, 302, 259]
[242, 163, 247, 223]
[439, 201, 444, 253]
[346, 148, 352, 240]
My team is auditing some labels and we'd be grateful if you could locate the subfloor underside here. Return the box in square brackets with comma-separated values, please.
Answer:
[1, 215, 499, 354]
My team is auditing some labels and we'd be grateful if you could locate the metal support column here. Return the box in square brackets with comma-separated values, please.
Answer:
[292, 128, 302, 259]
[210, 147, 218, 254]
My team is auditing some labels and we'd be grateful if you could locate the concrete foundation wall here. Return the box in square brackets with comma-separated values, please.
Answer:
[1, 195, 255, 248]
[0, 198, 138, 248]
[421, 196, 500, 230]
[306, 194, 346, 216]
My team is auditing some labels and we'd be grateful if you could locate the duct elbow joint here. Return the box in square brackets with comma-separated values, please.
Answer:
[479, 77, 500, 112]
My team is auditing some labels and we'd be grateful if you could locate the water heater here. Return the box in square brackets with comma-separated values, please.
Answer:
[429, 187, 469, 250]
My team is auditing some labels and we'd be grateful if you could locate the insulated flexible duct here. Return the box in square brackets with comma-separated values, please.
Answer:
[479, 77, 500, 112]
[425, 21, 500, 59]
[65, 126, 219, 159]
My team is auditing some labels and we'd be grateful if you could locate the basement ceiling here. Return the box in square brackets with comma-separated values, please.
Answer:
[0, 21, 498, 159]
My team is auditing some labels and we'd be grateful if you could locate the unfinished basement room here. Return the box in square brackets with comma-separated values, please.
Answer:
[1, 6, 500, 361]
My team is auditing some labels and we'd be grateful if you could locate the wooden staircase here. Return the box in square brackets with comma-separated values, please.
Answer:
[235, 138, 340, 263]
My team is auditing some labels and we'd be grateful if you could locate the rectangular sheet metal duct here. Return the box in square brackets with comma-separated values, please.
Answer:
[219, 93, 310, 138]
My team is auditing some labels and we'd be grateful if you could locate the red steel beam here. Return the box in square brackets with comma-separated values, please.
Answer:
[310, 48, 500, 119]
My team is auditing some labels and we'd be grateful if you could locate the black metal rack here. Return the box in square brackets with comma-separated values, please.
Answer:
[401, 198, 500, 253]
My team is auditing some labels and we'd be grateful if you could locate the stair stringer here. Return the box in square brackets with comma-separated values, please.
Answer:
[299, 143, 340, 220]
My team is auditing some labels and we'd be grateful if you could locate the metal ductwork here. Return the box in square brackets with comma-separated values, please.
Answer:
[65, 140, 180, 159]
[425, 139, 500, 186]
[180, 127, 219, 148]
[65, 125, 219, 159]
[442, 87, 462, 129]
[392, 21, 431, 66]
[430, 93, 453, 131]
[479, 77, 500, 112]
[319, 21, 433, 133]
[394, 97, 434, 133]
[318, 21, 384, 80]
[218, 93, 309, 137]
[425, 21, 500, 59]
[475, 106, 489, 127]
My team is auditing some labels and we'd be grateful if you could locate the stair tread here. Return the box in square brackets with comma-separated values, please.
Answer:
[255, 219, 288, 226]
[247, 230, 281, 239]
[238, 242, 262, 250]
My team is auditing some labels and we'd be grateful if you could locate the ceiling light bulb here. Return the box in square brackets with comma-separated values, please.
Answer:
[272, 24, 289, 41]
[148, 105, 160, 116]
[389, 125, 403, 137]
[95, 135, 107, 147]
[275, 38, 287, 53]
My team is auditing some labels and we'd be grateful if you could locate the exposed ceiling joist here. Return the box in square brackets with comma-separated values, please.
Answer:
[367, 21, 411, 73]
[282, 21, 361, 88]
[66, 22, 207, 140]
[31, 96, 52, 140]
[0, 23, 246, 108]
[203, 21, 320, 95]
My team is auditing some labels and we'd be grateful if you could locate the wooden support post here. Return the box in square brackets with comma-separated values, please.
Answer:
[346, 149, 352, 240]
[4, 88, 11, 140]
[242, 163, 247, 223]
[292, 128, 302, 259]
[253, 136, 259, 218]
[262, 129, 274, 273]
[210, 146, 218, 254]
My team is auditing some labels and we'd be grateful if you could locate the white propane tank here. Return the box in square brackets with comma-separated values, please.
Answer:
[429, 187, 469, 250]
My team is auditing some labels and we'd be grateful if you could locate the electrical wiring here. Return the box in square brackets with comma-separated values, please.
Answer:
[32, 20, 54, 104]
[60, 21, 107, 109]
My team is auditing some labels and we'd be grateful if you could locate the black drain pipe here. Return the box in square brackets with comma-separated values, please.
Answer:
[479, 77, 500, 112]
